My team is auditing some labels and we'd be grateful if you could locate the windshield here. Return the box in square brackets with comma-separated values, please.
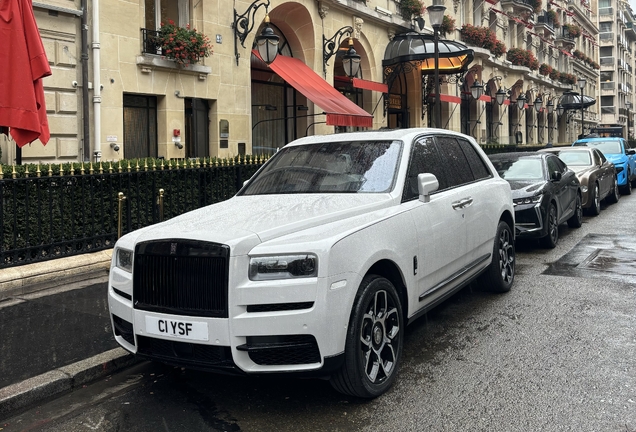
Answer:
[491, 158, 545, 181]
[576, 141, 622, 154]
[241, 140, 403, 195]
[555, 151, 592, 166]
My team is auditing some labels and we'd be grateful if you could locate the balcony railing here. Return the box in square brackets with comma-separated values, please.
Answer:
[600, 57, 615, 65]
[599, 7, 613, 16]
[599, 32, 614, 41]
[141, 28, 162, 56]
[536, 13, 554, 30]
[601, 82, 615, 91]
[601, 106, 616, 114]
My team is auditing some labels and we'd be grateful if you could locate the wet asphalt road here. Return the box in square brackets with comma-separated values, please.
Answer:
[2, 194, 636, 432]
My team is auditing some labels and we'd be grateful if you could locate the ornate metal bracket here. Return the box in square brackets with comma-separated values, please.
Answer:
[323, 26, 353, 77]
[233, 0, 270, 65]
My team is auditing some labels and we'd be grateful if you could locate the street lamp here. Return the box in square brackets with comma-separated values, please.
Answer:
[557, 104, 564, 117]
[495, 87, 508, 106]
[578, 77, 586, 138]
[547, 98, 555, 146]
[233, 0, 280, 65]
[427, 1, 446, 128]
[516, 93, 527, 111]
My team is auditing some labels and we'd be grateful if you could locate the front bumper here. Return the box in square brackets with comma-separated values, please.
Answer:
[513, 202, 548, 239]
[108, 260, 356, 376]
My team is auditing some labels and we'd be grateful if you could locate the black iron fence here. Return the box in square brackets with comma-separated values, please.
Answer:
[141, 28, 162, 55]
[0, 157, 265, 269]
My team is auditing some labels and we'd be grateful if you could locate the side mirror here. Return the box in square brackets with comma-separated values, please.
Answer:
[627, 149, 636, 155]
[418, 173, 439, 203]
[551, 171, 562, 181]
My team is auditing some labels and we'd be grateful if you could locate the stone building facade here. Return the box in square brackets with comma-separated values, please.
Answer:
[2, 0, 616, 165]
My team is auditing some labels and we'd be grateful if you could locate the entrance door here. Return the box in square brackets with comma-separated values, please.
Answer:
[184, 98, 209, 158]
[123, 94, 157, 159]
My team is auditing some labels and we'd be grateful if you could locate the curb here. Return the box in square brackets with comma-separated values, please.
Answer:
[0, 249, 113, 301]
[0, 348, 141, 420]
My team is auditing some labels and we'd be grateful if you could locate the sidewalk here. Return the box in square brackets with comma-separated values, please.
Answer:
[0, 250, 140, 419]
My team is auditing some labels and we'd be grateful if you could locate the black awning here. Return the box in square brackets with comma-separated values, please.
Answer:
[558, 91, 596, 110]
[382, 32, 474, 75]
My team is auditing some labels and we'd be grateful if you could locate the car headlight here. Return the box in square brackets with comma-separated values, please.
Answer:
[513, 194, 543, 206]
[115, 248, 133, 273]
[615, 164, 625, 173]
[249, 254, 317, 280]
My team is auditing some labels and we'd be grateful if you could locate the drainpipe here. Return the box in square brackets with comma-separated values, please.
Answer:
[92, 0, 102, 161]
[81, 0, 89, 161]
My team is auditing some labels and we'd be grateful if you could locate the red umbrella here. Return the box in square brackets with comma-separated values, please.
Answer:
[0, 0, 51, 147]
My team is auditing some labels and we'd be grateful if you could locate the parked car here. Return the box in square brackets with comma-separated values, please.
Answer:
[572, 137, 636, 195]
[108, 129, 515, 398]
[539, 146, 619, 215]
[488, 152, 582, 248]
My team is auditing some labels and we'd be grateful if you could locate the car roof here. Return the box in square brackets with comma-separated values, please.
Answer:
[488, 151, 545, 160]
[539, 147, 593, 153]
[574, 137, 623, 144]
[285, 128, 477, 147]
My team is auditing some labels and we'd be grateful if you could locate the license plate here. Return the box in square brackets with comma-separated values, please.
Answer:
[145, 316, 209, 341]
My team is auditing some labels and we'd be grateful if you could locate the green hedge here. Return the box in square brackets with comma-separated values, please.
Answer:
[0, 156, 265, 268]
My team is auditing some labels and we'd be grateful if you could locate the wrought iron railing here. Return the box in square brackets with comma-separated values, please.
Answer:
[141, 28, 162, 55]
[0, 157, 265, 268]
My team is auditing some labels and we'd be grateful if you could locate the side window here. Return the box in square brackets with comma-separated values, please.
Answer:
[595, 149, 607, 164]
[546, 155, 563, 174]
[402, 137, 447, 202]
[435, 136, 475, 187]
[457, 138, 492, 180]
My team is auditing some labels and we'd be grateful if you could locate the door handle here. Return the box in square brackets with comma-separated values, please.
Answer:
[452, 198, 473, 209]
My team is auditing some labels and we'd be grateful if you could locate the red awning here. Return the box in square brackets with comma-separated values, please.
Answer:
[479, 95, 492, 102]
[253, 51, 373, 127]
[440, 94, 461, 104]
[503, 99, 510, 105]
[352, 78, 388, 93]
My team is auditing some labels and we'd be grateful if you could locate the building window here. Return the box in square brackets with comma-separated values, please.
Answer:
[145, 0, 189, 30]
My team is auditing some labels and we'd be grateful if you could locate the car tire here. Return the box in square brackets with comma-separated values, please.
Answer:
[607, 176, 620, 204]
[622, 176, 632, 195]
[330, 275, 404, 398]
[587, 183, 601, 216]
[479, 220, 515, 293]
[567, 193, 583, 228]
[540, 204, 559, 249]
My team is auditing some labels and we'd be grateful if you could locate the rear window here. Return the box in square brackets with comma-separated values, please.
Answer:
[556, 151, 592, 166]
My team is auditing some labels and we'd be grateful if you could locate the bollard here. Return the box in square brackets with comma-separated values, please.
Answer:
[158, 188, 165, 222]
[117, 192, 126, 239]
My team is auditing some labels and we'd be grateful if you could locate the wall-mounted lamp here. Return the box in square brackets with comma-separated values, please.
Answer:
[110, 142, 120, 152]
[233, 0, 279, 65]
[495, 87, 509, 106]
[546, 98, 555, 114]
[516, 93, 527, 110]
[534, 96, 543, 113]
[342, 38, 361, 78]
[175, 142, 184, 150]
[556, 104, 565, 117]
[471, 79, 485, 100]
[323, 26, 354, 77]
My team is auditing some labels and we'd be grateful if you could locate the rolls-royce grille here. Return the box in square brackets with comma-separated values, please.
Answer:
[133, 240, 230, 318]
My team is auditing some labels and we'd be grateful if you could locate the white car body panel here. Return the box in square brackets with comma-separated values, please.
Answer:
[108, 128, 514, 376]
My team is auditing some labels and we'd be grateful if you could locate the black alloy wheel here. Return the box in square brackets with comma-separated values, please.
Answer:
[588, 183, 601, 216]
[567, 193, 583, 228]
[479, 221, 515, 293]
[540, 204, 559, 248]
[330, 275, 403, 398]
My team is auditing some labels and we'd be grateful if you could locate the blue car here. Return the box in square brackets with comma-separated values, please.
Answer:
[573, 137, 636, 195]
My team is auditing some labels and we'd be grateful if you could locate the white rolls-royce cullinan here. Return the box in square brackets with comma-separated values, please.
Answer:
[108, 128, 515, 398]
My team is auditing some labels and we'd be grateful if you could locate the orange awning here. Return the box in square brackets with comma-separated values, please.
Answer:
[253, 51, 373, 128]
